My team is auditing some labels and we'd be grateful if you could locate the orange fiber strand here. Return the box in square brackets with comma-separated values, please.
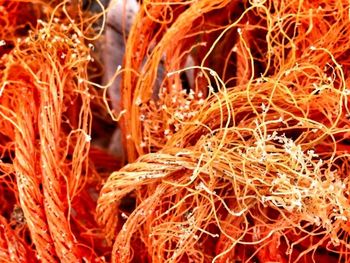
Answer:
[0, 0, 108, 261]
[0, 215, 36, 262]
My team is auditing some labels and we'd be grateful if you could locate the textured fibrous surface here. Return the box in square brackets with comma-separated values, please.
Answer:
[1, 0, 350, 262]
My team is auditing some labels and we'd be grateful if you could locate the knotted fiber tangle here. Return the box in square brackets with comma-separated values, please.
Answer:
[1, 0, 350, 263]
